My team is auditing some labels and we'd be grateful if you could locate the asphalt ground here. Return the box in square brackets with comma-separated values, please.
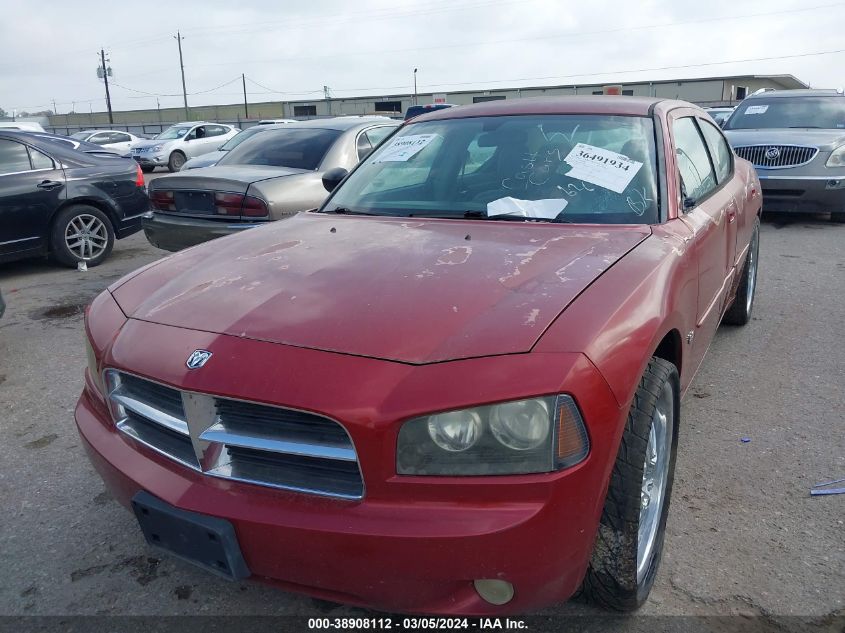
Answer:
[0, 212, 842, 631]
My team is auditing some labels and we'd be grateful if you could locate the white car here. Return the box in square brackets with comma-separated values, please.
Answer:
[0, 121, 46, 132]
[129, 122, 239, 172]
[70, 129, 143, 153]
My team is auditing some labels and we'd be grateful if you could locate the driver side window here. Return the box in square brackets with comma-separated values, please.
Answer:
[672, 116, 717, 207]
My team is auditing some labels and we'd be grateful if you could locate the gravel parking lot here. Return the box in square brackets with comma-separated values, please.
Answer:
[0, 216, 842, 628]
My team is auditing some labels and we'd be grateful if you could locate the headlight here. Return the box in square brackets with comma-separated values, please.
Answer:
[152, 144, 163, 152]
[427, 411, 482, 452]
[397, 395, 589, 475]
[826, 145, 845, 167]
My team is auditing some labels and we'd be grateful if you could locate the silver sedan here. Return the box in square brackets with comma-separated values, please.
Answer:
[142, 117, 398, 251]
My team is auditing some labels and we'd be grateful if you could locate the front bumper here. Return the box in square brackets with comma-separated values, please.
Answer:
[132, 152, 168, 166]
[757, 175, 845, 213]
[75, 318, 625, 615]
[142, 212, 261, 252]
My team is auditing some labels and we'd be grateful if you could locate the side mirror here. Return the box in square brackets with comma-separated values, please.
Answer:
[322, 167, 349, 193]
[683, 196, 697, 210]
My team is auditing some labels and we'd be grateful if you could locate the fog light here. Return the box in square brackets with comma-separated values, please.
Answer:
[473, 579, 514, 605]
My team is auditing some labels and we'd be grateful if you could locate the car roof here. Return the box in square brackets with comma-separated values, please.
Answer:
[0, 130, 117, 164]
[76, 129, 133, 134]
[745, 89, 843, 99]
[263, 117, 398, 131]
[413, 95, 667, 123]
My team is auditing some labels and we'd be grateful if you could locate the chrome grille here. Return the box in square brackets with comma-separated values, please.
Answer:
[733, 145, 818, 169]
[104, 370, 363, 500]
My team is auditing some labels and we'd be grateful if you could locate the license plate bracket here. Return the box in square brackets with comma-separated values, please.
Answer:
[132, 491, 250, 580]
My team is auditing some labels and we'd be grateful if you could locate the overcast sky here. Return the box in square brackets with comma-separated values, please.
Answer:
[1, 0, 843, 115]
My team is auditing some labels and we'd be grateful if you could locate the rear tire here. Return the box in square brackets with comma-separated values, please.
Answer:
[579, 357, 679, 611]
[723, 218, 760, 325]
[140, 165, 155, 174]
[168, 151, 186, 172]
[831, 211, 845, 223]
[50, 205, 114, 268]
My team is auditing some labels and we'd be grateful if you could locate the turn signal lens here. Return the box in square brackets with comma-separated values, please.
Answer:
[556, 396, 590, 468]
[150, 190, 175, 211]
[212, 193, 270, 218]
[213, 192, 244, 216]
[242, 195, 269, 217]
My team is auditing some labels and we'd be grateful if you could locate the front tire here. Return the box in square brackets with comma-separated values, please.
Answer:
[579, 357, 679, 611]
[723, 218, 760, 325]
[50, 205, 114, 268]
[140, 165, 155, 174]
[168, 151, 186, 172]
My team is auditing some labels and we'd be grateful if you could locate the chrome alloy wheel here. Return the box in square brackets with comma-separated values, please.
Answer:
[637, 380, 674, 583]
[746, 227, 759, 315]
[65, 214, 108, 260]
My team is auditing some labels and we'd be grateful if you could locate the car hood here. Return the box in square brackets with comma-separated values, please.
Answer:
[182, 151, 226, 169]
[724, 128, 845, 151]
[132, 139, 177, 149]
[111, 214, 650, 364]
[148, 165, 309, 194]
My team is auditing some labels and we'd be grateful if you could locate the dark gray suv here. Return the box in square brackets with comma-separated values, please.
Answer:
[723, 89, 845, 222]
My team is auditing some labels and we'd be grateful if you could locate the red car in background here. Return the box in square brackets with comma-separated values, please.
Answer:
[77, 96, 761, 615]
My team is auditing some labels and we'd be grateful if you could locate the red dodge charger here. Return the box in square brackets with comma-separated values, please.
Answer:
[77, 96, 761, 614]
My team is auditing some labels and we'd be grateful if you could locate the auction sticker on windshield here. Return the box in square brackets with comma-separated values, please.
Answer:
[564, 143, 643, 193]
[744, 105, 769, 115]
[375, 134, 438, 162]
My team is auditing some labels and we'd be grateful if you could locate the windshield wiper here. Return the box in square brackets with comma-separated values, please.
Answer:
[408, 210, 572, 222]
[324, 207, 376, 215]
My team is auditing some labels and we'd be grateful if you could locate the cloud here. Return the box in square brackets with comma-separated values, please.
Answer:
[1, 0, 842, 114]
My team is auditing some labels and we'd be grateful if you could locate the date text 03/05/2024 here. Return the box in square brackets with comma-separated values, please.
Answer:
[307, 617, 528, 630]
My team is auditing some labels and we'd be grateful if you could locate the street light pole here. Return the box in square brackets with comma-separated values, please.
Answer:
[242, 73, 249, 119]
[100, 48, 114, 124]
[174, 31, 189, 120]
[413, 68, 418, 106]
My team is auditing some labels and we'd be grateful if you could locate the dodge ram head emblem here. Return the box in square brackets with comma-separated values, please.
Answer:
[186, 350, 212, 369]
[765, 146, 781, 160]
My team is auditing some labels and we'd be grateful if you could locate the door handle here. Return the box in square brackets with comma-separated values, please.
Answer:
[36, 180, 63, 191]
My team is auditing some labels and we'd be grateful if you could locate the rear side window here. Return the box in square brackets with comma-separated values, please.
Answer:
[356, 133, 372, 161]
[673, 117, 717, 203]
[220, 128, 342, 170]
[364, 126, 395, 147]
[28, 148, 54, 170]
[0, 139, 34, 174]
[698, 119, 732, 184]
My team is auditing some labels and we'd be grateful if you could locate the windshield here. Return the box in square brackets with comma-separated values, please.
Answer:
[156, 126, 192, 140]
[218, 127, 342, 170]
[219, 126, 270, 151]
[323, 115, 659, 224]
[70, 132, 91, 140]
[724, 97, 845, 130]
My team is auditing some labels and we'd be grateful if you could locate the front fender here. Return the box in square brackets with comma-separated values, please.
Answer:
[534, 222, 698, 408]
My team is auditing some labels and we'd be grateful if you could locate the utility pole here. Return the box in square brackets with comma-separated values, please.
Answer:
[174, 31, 189, 120]
[100, 48, 114, 123]
[413, 68, 418, 105]
[242, 74, 249, 119]
[52, 99, 57, 115]
[324, 85, 331, 115]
